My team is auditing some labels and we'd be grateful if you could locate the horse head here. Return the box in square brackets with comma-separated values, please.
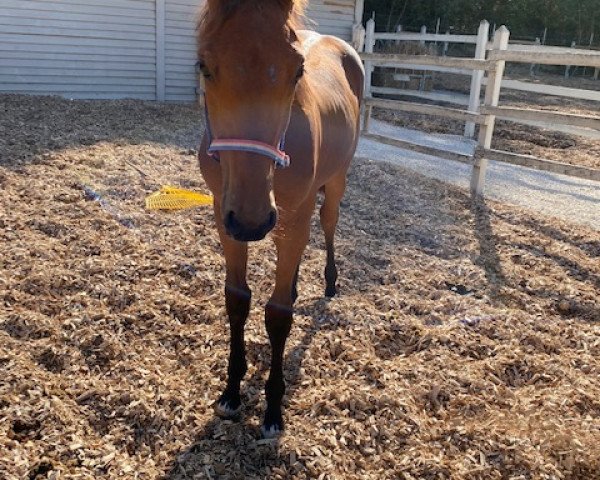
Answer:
[198, 0, 307, 241]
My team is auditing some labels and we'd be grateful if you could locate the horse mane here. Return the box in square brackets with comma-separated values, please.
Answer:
[197, 0, 307, 49]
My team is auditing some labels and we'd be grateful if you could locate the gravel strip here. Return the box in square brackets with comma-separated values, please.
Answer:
[358, 120, 600, 230]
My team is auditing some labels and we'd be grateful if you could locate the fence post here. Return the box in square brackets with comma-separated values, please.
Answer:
[351, 0, 365, 51]
[395, 24, 402, 46]
[464, 20, 490, 138]
[354, 0, 364, 24]
[420, 25, 427, 46]
[363, 18, 376, 132]
[352, 23, 366, 52]
[529, 37, 540, 76]
[470, 26, 510, 196]
[594, 68, 599, 80]
[565, 41, 576, 78]
[443, 30, 450, 55]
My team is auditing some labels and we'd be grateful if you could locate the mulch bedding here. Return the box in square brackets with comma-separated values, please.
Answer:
[0, 94, 599, 480]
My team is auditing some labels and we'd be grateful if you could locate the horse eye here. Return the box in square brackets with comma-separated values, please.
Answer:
[196, 60, 212, 79]
[295, 64, 305, 82]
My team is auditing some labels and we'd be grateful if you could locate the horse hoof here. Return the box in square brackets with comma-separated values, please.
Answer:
[214, 400, 241, 418]
[260, 423, 283, 439]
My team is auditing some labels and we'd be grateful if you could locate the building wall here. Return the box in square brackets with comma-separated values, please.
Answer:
[164, 0, 197, 102]
[307, 0, 357, 40]
[0, 0, 359, 101]
[0, 0, 158, 100]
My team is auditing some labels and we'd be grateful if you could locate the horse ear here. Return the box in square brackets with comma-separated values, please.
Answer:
[276, 0, 307, 30]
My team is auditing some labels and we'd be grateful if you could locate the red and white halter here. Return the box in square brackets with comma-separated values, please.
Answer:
[204, 98, 291, 169]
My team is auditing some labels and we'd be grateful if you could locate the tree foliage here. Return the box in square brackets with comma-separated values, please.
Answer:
[364, 0, 600, 46]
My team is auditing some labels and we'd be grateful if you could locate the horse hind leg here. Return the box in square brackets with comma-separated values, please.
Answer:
[320, 173, 347, 298]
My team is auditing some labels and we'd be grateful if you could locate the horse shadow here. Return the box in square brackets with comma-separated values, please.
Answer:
[163, 295, 341, 480]
[163, 164, 473, 478]
[164, 163, 598, 478]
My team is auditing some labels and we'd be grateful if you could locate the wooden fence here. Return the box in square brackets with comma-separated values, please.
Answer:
[360, 20, 600, 195]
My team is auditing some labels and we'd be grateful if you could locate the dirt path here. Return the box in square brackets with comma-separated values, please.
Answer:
[375, 71, 600, 170]
[359, 120, 600, 231]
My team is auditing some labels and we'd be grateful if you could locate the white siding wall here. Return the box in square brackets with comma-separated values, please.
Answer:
[0, 0, 157, 100]
[0, 0, 358, 101]
[165, 0, 200, 102]
[307, 0, 356, 41]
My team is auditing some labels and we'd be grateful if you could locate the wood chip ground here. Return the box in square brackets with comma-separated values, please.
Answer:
[1, 94, 599, 480]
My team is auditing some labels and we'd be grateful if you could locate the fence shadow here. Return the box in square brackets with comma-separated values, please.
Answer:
[489, 209, 600, 322]
[470, 198, 507, 300]
[468, 194, 599, 322]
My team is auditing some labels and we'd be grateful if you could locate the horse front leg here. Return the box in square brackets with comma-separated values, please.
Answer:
[262, 200, 314, 437]
[214, 203, 250, 418]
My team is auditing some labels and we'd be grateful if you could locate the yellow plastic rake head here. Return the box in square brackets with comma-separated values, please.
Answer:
[145, 186, 213, 211]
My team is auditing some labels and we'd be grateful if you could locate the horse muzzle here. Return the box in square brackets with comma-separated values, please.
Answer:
[224, 209, 278, 242]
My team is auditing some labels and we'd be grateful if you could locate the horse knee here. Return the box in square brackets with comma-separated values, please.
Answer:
[225, 285, 251, 319]
[265, 303, 293, 344]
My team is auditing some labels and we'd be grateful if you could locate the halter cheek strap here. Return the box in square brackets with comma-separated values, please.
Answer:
[204, 98, 291, 169]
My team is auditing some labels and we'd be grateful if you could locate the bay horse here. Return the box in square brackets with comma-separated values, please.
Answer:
[197, 0, 364, 437]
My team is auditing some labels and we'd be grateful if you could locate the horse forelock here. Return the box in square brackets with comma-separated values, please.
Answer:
[197, 0, 307, 49]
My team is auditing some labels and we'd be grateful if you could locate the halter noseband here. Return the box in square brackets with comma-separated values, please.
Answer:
[203, 96, 291, 169]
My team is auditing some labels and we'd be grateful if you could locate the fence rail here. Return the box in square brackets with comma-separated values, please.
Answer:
[480, 148, 600, 182]
[365, 97, 483, 123]
[374, 32, 479, 44]
[489, 49, 600, 67]
[479, 105, 600, 131]
[481, 78, 600, 102]
[369, 87, 469, 105]
[363, 131, 474, 164]
[360, 52, 492, 70]
[360, 19, 600, 195]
